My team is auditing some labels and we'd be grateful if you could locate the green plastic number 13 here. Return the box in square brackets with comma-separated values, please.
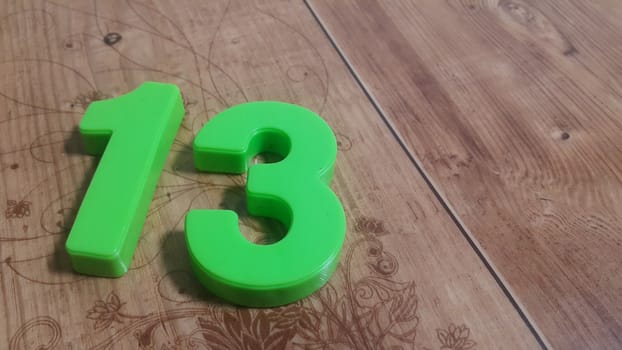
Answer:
[66, 82, 346, 307]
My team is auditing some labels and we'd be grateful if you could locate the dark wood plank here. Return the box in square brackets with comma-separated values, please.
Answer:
[307, 0, 622, 348]
[0, 0, 540, 348]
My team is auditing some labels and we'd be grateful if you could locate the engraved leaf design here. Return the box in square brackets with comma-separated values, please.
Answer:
[198, 309, 297, 350]
[370, 301, 393, 337]
[336, 297, 352, 325]
[223, 311, 242, 338]
[391, 282, 418, 322]
[267, 304, 302, 330]
[297, 311, 320, 342]
[462, 340, 477, 349]
[241, 332, 261, 349]
[251, 311, 270, 339]
[198, 316, 239, 349]
[264, 329, 294, 350]
[318, 283, 338, 308]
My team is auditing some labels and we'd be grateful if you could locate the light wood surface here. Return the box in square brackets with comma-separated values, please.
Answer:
[307, 0, 622, 349]
[0, 0, 540, 349]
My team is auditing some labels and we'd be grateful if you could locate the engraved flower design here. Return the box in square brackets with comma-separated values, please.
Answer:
[437, 324, 476, 350]
[5, 200, 32, 218]
[86, 292, 139, 330]
[355, 216, 386, 235]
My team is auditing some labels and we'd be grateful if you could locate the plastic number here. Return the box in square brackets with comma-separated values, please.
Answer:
[186, 101, 346, 307]
[66, 82, 184, 277]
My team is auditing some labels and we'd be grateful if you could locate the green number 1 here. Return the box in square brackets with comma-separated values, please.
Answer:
[66, 82, 184, 277]
[186, 102, 346, 307]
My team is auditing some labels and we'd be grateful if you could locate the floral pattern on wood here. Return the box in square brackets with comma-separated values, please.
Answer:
[86, 292, 143, 330]
[5, 199, 32, 219]
[77, 229, 476, 349]
[437, 324, 477, 350]
[0, 1, 483, 349]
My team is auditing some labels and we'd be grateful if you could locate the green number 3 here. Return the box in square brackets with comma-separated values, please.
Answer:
[187, 102, 346, 307]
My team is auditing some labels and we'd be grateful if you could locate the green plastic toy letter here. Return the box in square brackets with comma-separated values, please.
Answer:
[186, 101, 346, 307]
[66, 82, 184, 277]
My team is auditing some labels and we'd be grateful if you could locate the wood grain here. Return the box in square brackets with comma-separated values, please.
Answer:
[0, 0, 540, 349]
[307, 0, 622, 348]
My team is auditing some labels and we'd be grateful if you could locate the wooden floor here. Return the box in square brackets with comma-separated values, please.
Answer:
[1, 0, 620, 349]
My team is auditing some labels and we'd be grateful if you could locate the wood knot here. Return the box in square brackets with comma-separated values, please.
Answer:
[103, 32, 122, 46]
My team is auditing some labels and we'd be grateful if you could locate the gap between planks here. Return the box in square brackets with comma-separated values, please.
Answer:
[301, 1, 550, 348]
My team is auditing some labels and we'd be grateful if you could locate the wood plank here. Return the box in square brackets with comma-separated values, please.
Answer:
[0, 0, 539, 348]
[306, 0, 622, 348]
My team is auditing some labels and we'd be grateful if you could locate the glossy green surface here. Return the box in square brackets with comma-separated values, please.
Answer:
[66, 82, 184, 277]
[186, 101, 346, 307]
